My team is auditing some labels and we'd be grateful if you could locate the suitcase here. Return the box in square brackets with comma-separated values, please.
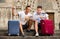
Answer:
[40, 20, 54, 35]
[8, 20, 20, 36]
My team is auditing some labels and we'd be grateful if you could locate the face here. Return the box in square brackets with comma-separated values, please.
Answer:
[37, 8, 42, 14]
[25, 7, 31, 13]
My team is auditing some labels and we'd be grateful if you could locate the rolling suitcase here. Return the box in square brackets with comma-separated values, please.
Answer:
[40, 20, 54, 35]
[8, 20, 20, 36]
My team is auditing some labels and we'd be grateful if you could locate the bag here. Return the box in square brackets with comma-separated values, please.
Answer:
[8, 20, 20, 36]
[40, 20, 54, 35]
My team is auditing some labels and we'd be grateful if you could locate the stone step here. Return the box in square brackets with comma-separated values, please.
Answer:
[0, 36, 60, 39]
[54, 32, 60, 36]
[0, 30, 35, 36]
[54, 30, 60, 36]
[0, 30, 60, 36]
[54, 30, 60, 33]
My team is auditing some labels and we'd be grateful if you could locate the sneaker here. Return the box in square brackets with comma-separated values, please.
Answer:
[35, 33, 39, 37]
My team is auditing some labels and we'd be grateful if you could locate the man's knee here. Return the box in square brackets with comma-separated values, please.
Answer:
[28, 20, 33, 25]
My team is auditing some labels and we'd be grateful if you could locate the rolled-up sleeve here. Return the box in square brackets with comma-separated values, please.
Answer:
[45, 14, 49, 19]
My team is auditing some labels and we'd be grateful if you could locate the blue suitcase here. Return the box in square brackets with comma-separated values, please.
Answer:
[8, 20, 20, 36]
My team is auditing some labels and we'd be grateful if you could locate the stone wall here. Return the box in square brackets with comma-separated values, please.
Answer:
[0, 0, 60, 30]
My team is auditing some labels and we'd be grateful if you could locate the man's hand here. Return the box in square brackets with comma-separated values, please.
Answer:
[14, 13, 18, 16]
[40, 16, 43, 19]
[25, 16, 30, 21]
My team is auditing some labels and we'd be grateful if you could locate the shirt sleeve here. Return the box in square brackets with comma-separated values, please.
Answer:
[18, 11, 22, 16]
[33, 12, 38, 20]
[41, 13, 49, 19]
[28, 13, 32, 17]
[45, 14, 49, 19]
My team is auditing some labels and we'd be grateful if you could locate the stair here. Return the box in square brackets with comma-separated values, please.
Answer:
[0, 30, 60, 39]
[0, 30, 60, 36]
[0, 36, 60, 39]
[0, 30, 35, 36]
[54, 30, 60, 36]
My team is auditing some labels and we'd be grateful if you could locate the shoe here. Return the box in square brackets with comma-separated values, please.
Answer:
[35, 33, 39, 37]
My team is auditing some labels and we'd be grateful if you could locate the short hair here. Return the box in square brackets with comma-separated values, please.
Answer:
[37, 6, 42, 9]
[25, 5, 31, 9]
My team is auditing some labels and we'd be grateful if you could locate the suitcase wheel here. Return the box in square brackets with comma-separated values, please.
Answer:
[17, 33, 19, 36]
[8, 33, 10, 36]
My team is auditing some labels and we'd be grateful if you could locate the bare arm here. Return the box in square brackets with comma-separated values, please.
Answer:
[12, 7, 18, 16]
[39, 14, 49, 19]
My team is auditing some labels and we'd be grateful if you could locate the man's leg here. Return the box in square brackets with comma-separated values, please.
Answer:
[27, 20, 33, 31]
[34, 20, 39, 36]
[20, 23, 24, 35]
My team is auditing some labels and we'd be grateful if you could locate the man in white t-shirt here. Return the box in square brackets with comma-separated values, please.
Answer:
[33, 6, 49, 36]
[13, 6, 32, 36]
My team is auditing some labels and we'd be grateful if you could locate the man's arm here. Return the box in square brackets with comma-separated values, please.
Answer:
[12, 7, 18, 16]
[39, 13, 49, 19]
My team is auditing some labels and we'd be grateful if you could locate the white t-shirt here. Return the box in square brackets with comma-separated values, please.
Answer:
[33, 12, 49, 23]
[18, 11, 32, 25]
